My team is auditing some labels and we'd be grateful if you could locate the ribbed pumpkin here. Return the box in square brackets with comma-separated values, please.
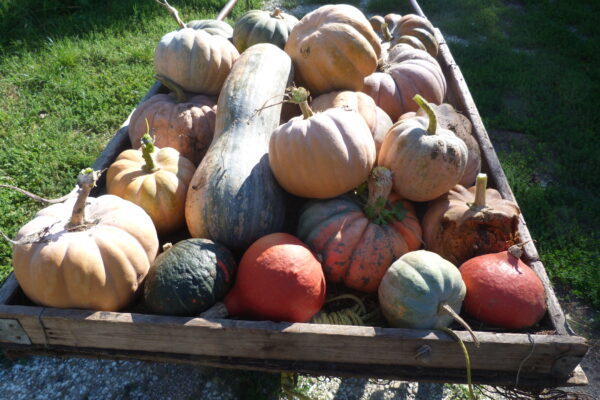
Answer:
[362, 44, 446, 121]
[378, 250, 466, 329]
[107, 133, 195, 236]
[12, 169, 159, 311]
[233, 8, 298, 52]
[143, 239, 236, 316]
[269, 88, 376, 199]
[128, 76, 216, 165]
[185, 44, 292, 253]
[389, 14, 438, 57]
[284, 4, 381, 95]
[297, 167, 422, 292]
[378, 95, 468, 202]
[156, 0, 234, 39]
[422, 174, 521, 266]
[460, 250, 547, 329]
[154, 27, 239, 95]
[311, 90, 393, 151]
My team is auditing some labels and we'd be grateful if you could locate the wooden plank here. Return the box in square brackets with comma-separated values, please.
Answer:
[434, 29, 573, 337]
[37, 308, 587, 376]
[0, 305, 47, 345]
[0, 343, 588, 387]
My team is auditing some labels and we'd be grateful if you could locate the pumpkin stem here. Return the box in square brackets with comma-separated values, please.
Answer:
[441, 327, 476, 400]
[271, 8, 282, 18]
[289, 87, 314, 119]
[439, 302, 480, 348]
[472, 173, 488, 208]
[154, 74, 187, 103]
[364, 167, 393, 222]
[155, 0, 186, 29]
[413, 94, 437, 135]
[382, 22, 393, 42]
[141, 120, 157, 172]
[0, 184, 76, 204]
[67, 168, 101, 229]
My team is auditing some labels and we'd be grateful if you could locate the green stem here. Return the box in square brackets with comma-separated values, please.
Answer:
[364, 167, 393, 221]
[441, 327, 476, 400]
[413, 94, 437, 135]
[473, 173, 488, 208]
[68, 168, 100, 228]
[141, 131, 157, 172]
[289, 87, 313, 119]
[154, 74, 187, 103]
[439, 303, 480, 347]
[382, 22, 393, 42]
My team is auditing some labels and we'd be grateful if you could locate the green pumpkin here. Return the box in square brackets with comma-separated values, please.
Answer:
[378, 250, 466, 329]
[186, 19, 233, 40]
[232, 8, 299, 52]
[143, 239, 237, 316]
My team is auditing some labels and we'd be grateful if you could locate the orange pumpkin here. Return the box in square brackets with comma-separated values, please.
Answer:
[284, 4, 381, 95]
[297, 167, 422, 292]
[12, 169, 159, 311]
[107, 133, 195, 235]
[128, 76, 216, 165]
[377, 95, 468, 202]
[362, 44, 446, 121]
[423, 173, 520, 266]
[269, 88, 376, 199]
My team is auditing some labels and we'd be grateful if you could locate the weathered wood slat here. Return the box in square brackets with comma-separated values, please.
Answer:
[0, 305, 47, 345]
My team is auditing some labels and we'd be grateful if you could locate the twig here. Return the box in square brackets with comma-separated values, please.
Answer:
[0, 184, 76, 204]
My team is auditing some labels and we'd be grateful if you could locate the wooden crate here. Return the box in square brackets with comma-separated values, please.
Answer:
[0, 1, 590, 388]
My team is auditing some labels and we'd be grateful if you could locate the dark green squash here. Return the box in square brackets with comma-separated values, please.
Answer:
[185, 43, 293, 253]
[143, 239, 237, 316]
[232, 8, 298, 52]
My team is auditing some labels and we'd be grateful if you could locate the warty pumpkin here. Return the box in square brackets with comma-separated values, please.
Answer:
[154, 27, 239, 95]
[378, 95, 468, 202]
[185, 43, 292, 253]
[297, 167, 422, 292]
[362, 44, 446, 121]
[269, 87, 376, 199]
[233, 8, 298, 52]
[422, 173, 521, 266]
[128, 75, 216, 165]
[12, 169, 159, 311]
[284, 4, 382, 95]
[107, 133, 195, 236]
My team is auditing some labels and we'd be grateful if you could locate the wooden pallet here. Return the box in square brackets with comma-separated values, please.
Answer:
[0, 1, 589, 388]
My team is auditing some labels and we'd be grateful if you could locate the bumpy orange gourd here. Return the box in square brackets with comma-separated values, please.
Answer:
[269, 88, 376, 199]
[378, 95, 467, 202]
[107, 134, 195, 236]
[297, 167, 422, 292]
[422, 174, 521, 266]
[128, 76, 216, 166]
[12, 169, 159, 311]
[284, 4, 381, 95]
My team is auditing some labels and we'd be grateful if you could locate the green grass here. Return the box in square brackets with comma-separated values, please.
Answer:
[0, 0, 258, 283]
[367, 0, 600, 308]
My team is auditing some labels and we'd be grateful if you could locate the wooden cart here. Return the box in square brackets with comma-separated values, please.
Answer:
[0, 0, 589, 388]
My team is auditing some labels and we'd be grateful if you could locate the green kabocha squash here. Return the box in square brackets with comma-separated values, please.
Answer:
[233, 8, 299, 52]
[143, 239, 237, 316]
[185, 44, 293, 253]
[378, 250, 466, 329]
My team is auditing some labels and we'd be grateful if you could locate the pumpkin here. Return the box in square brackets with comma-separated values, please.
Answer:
[154, 27, 239, 95]
[377, 95, 468, 202]
[460, 250, 547, 329]
[203, 233, 326, 323]
[12, 169, 159, 311]
[143, 239, 236, 316]
[128, 75, 216, 165]
[378, 250, 466, 329]
[311, 90, 392, 150]
[362, 45, 446, 121]
[413, 103, 481, 186]
[384, 13, 403, 32]
[232, 8, 299, 52]
[156, 0, 233, 39]
[185, 44, 292, 253]
[297, 167, 422, 292]
[284, 4, 382, 95]
[392, 14, 435, 37]
[422, 173, 521, 266]
[269, 87, 376, 199]
[107, 133, 195, 236]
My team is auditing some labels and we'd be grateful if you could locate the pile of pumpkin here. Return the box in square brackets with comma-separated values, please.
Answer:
[8, 3, 547, 334]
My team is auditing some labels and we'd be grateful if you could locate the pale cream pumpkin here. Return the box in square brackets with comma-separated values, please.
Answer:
[12, 169, 159, 311]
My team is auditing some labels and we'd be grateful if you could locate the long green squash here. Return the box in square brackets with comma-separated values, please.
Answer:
[185, 43, 293, 253]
